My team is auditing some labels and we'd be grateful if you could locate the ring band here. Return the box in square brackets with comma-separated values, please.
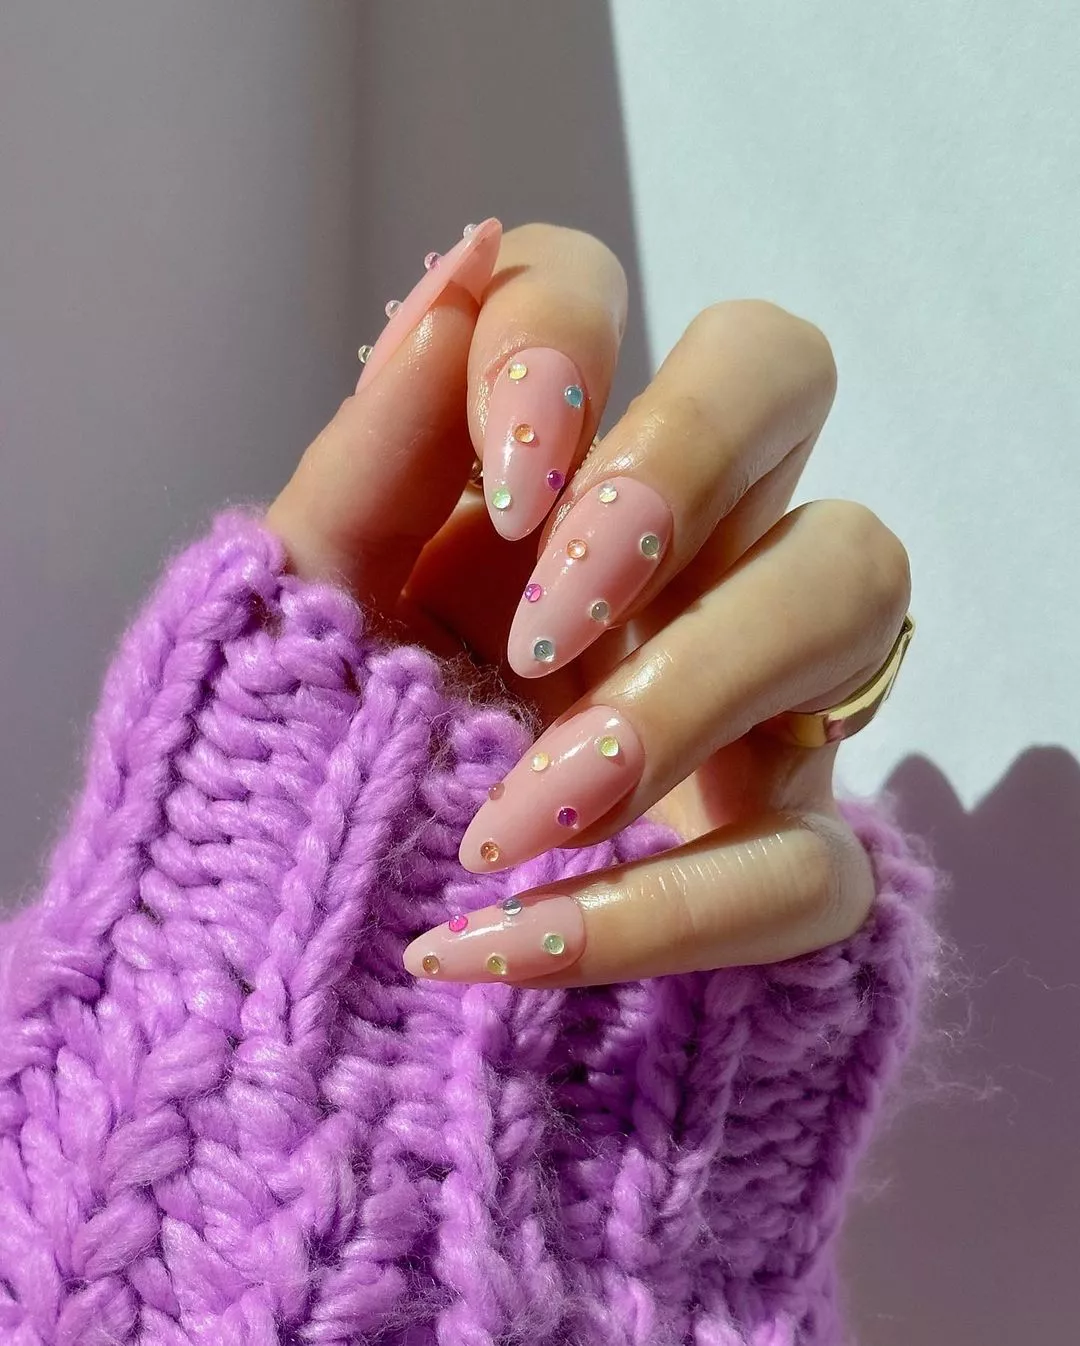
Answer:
[758, 614, 915, 748]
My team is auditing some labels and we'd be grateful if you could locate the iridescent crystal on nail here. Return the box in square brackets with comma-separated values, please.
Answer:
[556, 806, 579, 827]
[488, 782, 505, 801]
[486, 953, 509, 976]
[533, 638, 555, 663]
[530, 752, 550, 772]
[598, 483, 618, 503]
[589, 599, 610, 623]
[524, 583, 543, 603]
[597, 735, 620, 758]
[508, 360, 528, 381]
[546, 469, 565, 491]
[640, 532, 662, 558]
[513, 423, 536, 444]
[384, 299, 401, 317]
[501, 896, 523, 916]
[424, 251, 440, 270]
[543, 932, 566, 955]
[492, 486, 512, 510]
[564, 384, 584, 408]
[480, 840, 500, 864]
[567, 539, 588, 560]
[448, 915, 468, 933]
[422, 954, 441, 975]
[463, 222, 477, 237]
[357, 344, 373, 364]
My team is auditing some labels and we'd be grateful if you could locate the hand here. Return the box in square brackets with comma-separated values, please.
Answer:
[267, 219, 911, 987]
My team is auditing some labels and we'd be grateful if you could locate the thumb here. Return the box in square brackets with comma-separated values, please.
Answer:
[267, 218, 501, 612]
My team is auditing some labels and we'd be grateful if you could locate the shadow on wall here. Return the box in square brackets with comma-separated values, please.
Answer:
[357, 0, 649, 418]
[843, 746, 1080, 1346]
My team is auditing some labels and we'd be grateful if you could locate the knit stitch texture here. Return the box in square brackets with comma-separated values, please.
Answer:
[0, 513, 938, 1346]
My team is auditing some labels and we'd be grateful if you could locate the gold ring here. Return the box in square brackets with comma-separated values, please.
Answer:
[758, 614, 915, 748]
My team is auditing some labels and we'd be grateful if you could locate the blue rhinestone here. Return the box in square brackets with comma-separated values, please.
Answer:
[564, 384, 584, 409]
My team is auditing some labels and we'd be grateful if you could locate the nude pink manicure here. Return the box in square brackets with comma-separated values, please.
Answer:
[356, 218, 502, 389]
[506, 476, 673, 677]
[459, 705, 644, 873]
[404, 894, 585, 982]
[483, 348, 586, 540]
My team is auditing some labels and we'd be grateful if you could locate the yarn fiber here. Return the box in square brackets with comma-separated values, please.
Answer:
[0, 513, 937, 1346]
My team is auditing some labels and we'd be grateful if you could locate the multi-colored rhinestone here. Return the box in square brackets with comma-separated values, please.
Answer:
[357, 344, 373, 364]
[491, 486, 512, 511]
[567, 539, 588, 560]
[508, 360, 528, 381]
[598, 483, 618, 504]
[543, 933, 566, 956]
[546, 470, 565, 491]
[597, 735, 620, 758]
[448, 915, 468, 933]
[590, 599, 611, 623]
[422, 954, 441, 975]
[513, 423, 536, 444]
[424, 251, 440, 270]
[556, 806, 579, 828]
[480, 840, 501, 864]
[384, 299, 401, 318]
[533, 638, 556, 663]
[486, 954, 509, 976]
[524, 583, 543, 603]
[564, 384, 585, 408]
[488, 781, 505, 801]
[640, 533, 662, 558]
[501, 896, 523, 916]
[530, 752, 550, 773]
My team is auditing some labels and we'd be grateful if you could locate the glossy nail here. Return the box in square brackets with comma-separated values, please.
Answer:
[357, 218, 502, 389]
[483, 348, 586, 539]
[507, 476, 673, 677]
[459, 705, 644, 873]
[404, 893, 585, 982]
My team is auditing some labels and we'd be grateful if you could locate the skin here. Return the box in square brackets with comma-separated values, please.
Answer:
[267, 223, 912, 987]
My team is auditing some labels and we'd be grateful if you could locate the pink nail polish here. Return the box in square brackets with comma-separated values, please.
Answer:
[459, 705, 644, 873]
[404, 893, 585, 982]
[357, 218, 502, 389]
[483, 348, 586, 540]
[506, 476, 672, 677]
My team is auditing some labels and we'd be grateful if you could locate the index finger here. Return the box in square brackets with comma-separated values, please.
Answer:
[469, 224, 628, 541]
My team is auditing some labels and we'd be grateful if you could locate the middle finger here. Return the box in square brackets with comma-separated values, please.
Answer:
[507, 298, 837, 676]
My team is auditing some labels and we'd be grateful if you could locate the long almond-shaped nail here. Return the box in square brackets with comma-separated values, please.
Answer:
[483, 348, 586, 540]
[356, 218, 501, 389]
[404, 893, 585, 982]
[507, 476, 672, 677]
[459, 705, 644, 873]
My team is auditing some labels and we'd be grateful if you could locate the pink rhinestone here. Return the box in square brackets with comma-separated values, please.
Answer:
[546, 469, 565, 491]
[424, 251, 440, 270]
[556, 806, 578, 828]
[448, 914, 468, 933]
[524, 583, 543, 603]
[488, 781, 505, 801]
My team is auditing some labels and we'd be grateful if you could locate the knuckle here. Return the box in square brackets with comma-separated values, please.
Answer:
[789, 814, 868, 940]
[689, 300, 838, 409]
[814, 499, 912, 624]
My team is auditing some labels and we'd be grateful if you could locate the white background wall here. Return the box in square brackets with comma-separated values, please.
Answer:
[1, 4, 1076, 1342]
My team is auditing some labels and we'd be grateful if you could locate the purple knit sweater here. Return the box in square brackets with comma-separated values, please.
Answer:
[0, 514, 938, 1346]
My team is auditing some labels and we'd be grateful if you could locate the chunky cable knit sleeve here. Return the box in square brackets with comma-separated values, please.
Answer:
[0, 513, 939, 1346]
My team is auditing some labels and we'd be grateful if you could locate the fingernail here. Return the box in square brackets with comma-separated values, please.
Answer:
[404, 893, 585, 982]
[459, 705, 644, 873]
[357, 218, 502, 390]
[483, 348, 586, 540]
[506, 476, 672, 677]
